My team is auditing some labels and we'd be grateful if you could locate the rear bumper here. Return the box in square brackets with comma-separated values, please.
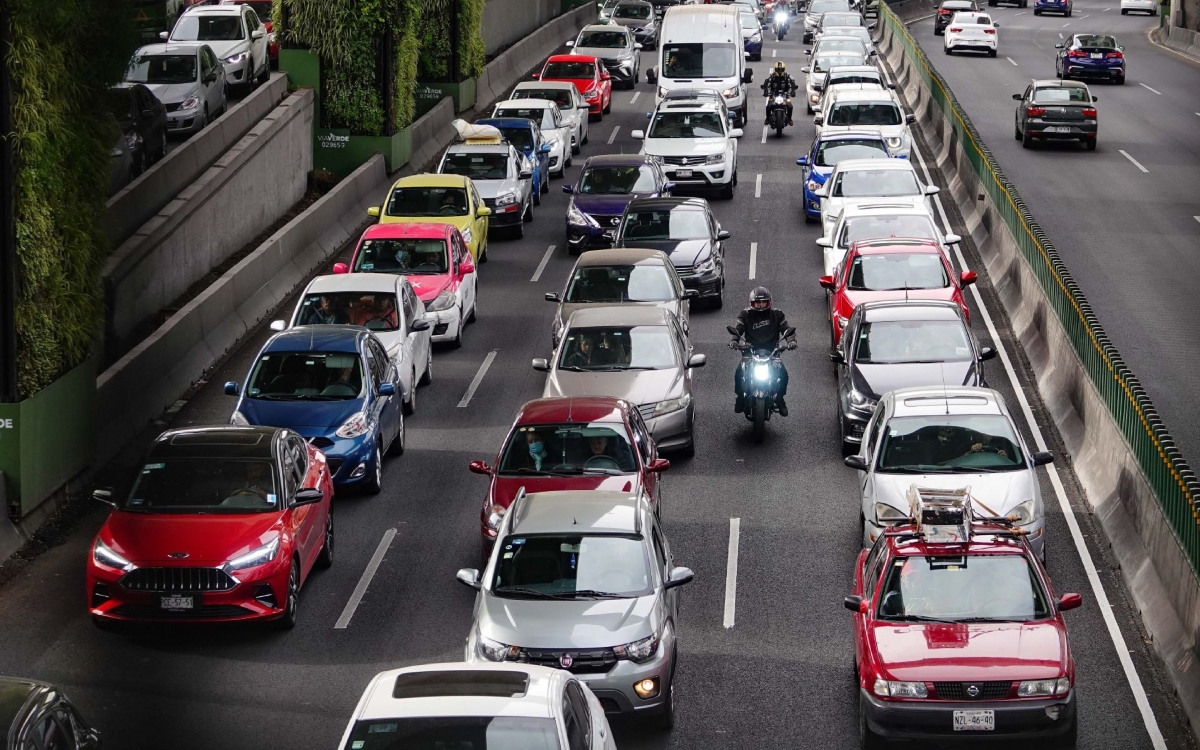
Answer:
[946, 36, 997, 50]
[860, 688, 1076, 742]
[1062, 63, 1124, 78]
[1025, 119, 1097, 140]
[1034, 2, 1070, 10]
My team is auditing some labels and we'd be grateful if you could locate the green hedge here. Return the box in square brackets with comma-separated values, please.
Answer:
[417, 0, 486, 82]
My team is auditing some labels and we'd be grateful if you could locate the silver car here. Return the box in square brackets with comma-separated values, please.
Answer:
[438, 136, 534, 238]
[609, 1, 659, 49]
[533, 306, 704, 455]
[802, 50, 869, 114]
[510, 81, 591, 155]
[125, 43, 228, 135]
[545, 248, 697, 346]
[457, 490, 694, 727]
[568, 24, 642, 90]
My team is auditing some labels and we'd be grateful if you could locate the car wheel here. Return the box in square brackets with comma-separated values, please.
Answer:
[859, 709, 886, 750]
[388, 413, 406, 456]
[1033, 8, 1040, 13]
[1115, 74, 1126, 84]
[571, 136, 580, 155]
[568, 239, 582, 256]
[419, 347, 433, 385]
[710, 276, 725, 309]
[1022, 127, 1033, 148]
[479, 240, 489, 263]
[1015, 118, 1022, 140]
[272, 560, 300, 630]
[467, 288, 478, 323]
[1055, 62, 1063, 79]
[720, 174, 735, 200]
[582, 126, 589, 145]
[1085, 138, 1097, 151]
[1120, 7, 1127, 11]
[257, 56, 270, 85]
[988, 49, 997, 57]
[524, 200, 534, 223]
[653, 675, 676, 729]
[944, 45, 952, 54]
[156, 129, 168, 162]
[1066, 7, 1071, 14]
[403, 369, 416, 415]
[452, 308, 465, 348]
[603, 95, 612, 114]
[316, 512, 334, 569]
[533, 184, 541, 206]
[512, 217, 525, 239]
[363, 445, 383, 493]
[1060, 717, 1078, 749]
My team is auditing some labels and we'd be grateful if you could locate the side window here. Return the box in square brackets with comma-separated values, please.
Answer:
[633, 412, 655, 461]
[34, 713, 68, 750]
[562, 694, 588, 750]
[402, 284, 418, 324]
[564, 683, 593, 749]
[864, 540, 890, 600]
[865, 408, 886, 459]
[650, 524, 668, 574]
[364, 346, 383, 390]
[289, 437, 308, 487]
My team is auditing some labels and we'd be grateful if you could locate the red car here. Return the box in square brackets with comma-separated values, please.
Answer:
[845, 488, 1081, 747]
[335, 222, 478, 346]
[535, 54, 612, 120]
[468, 397, 669, 558]
[87, 426, 333, 628]
[819, 238, 975, 346]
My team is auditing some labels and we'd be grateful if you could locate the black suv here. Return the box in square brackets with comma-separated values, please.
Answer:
[934, 0, 982, 33]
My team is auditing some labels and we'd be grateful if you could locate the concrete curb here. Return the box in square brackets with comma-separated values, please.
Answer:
[1151, 24, 1200, 63]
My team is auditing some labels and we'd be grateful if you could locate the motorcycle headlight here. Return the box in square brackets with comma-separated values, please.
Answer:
[705, 152, 725, 165]
[885, 136, 904, 149]
[776, 11, 789, 21]
[426, 290, 456, 313]
[495, 190, 518, 207]
[652, 394, 691, 417]
[230, 410, 250, 426]
[335, 411, 371, 439]
[477, 634, 519, 662]
[1010, 499, 1037, 526]
[874, 679, 927, 698]
[721, 86, 739, 99]
[93, 539, 135, 572]
[567, 202, 599, 228]
[179, 94, 201, 111]
[1018, 677, 1071, 697]
[874, 502, 908, 524]
[225, 537, 280, 572]
[752, 363, 772, 381]
[774, 95, 786, 104]
[223, 51, 248, 65]
[614, 633, 660, 663]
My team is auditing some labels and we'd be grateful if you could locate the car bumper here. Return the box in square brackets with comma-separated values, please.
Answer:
[221, 58, 250, 84]
[1025, 119, 1097, 140]
[1034, 2, 1070, 10]
[644, 402, 694, 451]
[679, 267, 722, 298]
[839, 405, 872, 445]
[425, 304, 464, 342]
[1120, 0, 1156, 8]
[307, 432, 380, 488]
[607, 65, 637, 84]
[166, 109, 207, 134]
[661, 162, 733, 187]
[487, 203, 525, 227]
[860, 688, 1076, 742]
[568, 223, 617, 249]
[803, 186, 823, 218]
[947, 36, 998, 50]
[1062, 62, 1124, 78]
[576, 639, 677, 717]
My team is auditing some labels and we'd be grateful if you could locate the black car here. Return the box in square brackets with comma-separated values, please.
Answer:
[563, 153, 673, 253]
[832, 300, 995, 454]
[615, 196, 729, 308]
[610, 0, 660, 48]
[1013, 79, 1099, 150]
[0, 677, 101, 749]
[107, 83, 168, 178]
[934, 0, 981, 34]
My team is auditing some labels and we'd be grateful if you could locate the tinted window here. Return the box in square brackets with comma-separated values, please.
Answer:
[838, 214, 937, 248]
[579, 165, 658, 194]
[1032, 86, 1090, 103]
[342, 717, 559, 750]
[810, 0, 853, 12]
[565, 264, 676, 303]
[1075, 34, 1118, 48]
[544, 61, 596, 78]
[126, 54, 198, 84]
[648, 111, 725, 138]
[492, 534, 652, 598]
[296, 292, 398, 330]
[247, 351, 363, 400]
[846, 252, 949, 292]
[559, 325, 677, 370]
[812, 53, 867, 72]
[815, 37, 867, 55]
[815, 138, 889, 167]
[828, 101, 902, 126]
[442, 152, 508, 181]
[125, 459, 278, 512]
[579, 30, 629, 48]
[512, 88, 574, 109]
[877, 415, 1027, 471]
[661, 43, 738, 78]
[855, 319, 972, 364]
[614, 3, 653, 18]
[386, 187, 468, 217]
[354, 238, 449, 275]
[620, 207, 710, 240]
[876, 554, 1050, 621]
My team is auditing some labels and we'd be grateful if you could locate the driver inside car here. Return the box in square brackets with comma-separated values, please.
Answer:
[578, 434, 636, 472]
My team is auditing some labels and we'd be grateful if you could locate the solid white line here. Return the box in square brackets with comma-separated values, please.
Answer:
[1193, 215, 1200, 224]
[1119, 149, 1150, 173]
[910, 142, 1167, 749]
[723, 518, 741, 629]
[761, 125, 769, 144]
[1006, 56, 1019, 65]
[772, 48, 778, 57]
[755, 173, 763, 198]
[749, 242, 758, 280]
[530, 244, 556, 282]
[906, 11, 938, 23]
[629, 91, 641, 105]
[1139, 82, 1162, 95]
[457, 351, 497, 408]
[1015, 9, 1027, 14]
[334, 528, 397, 629]
[607, 125, 621, 145]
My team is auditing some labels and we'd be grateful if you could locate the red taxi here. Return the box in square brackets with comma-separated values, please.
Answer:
[468, 397, 669, 559]
[535, 54, 613, 120]
[820, 238, 975, 346]
[845, 487, 1080, 747]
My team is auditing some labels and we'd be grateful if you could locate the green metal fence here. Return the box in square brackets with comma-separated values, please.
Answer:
[878, 3, 1200, 577]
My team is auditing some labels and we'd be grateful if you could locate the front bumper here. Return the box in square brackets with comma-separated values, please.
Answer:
[644, 402, 694, 451]
[661, 161, 733, 188]
[167, 108, 206, 134]
[425, 304, 464, 342]
[567, 218, 620, 249]
[1034, 1, 1070, 11]
[577, 639, 676, 716]
[221, 58, 250, 85]
[606, 63, 637, 84]
[486, 201, 524, 228]
[307, 432, 380, 488]
[678, 265, 722, 299]
[860, 688, 1076, 742]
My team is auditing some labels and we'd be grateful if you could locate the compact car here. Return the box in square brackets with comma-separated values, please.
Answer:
[816, 88, 916, 158]
[1033, 0, 1071, 14]
[814, 157, 938, 235]
[124, 42, 227, 135]
[107, 83, 168, 177]
[536, 55, 613, 120]
[802, 50, 871, 114]
[509, 80, 591, 155]
[164, 4, 269, 93]
[492, 99, 574, 178]
[934, 0, 981, 34]
[797, 130, 894, 221]
[437, 124, 534, 237]
[943, 12, 999, 56]
[819, 202, 960, 278]
[1013, 79, 1099, 150]
[367, 173, 492, 262]
[569, 24, 642, 89]
[803, 0, 854, 43]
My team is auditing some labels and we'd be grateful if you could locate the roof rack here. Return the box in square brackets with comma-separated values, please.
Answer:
[883, 485, 1028, 545]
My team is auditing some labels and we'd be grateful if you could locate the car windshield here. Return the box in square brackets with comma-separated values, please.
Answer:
[813, 53, 867, 73]
[740, 13, 760, 28]
[579, 30, 629, 48]
[172, 14, 244, 41]
[441, 152, 508, 181]
[558, 325, 677, 370]
[878, 415, 1027, 471]
[1032, 87, 1090, 103]
[614, 3, 653, 18]
[124, 458, 279, 513]
[1076, 34, 1118, 48]
[811, 0, 852, 12]
[662, 43, 738, 78]
[941, 1, 977, 8]
[565, 264, 676, 303]
[847, 252, 949, 291]
[126, 54, 197, 84]
[494, 107, 551, 128]
[512, 88, 573, 110]
[827, 72, 882, 87]
[833, 169, 920, 197]
[647, 111, 725, 138]
[580, 165, 658, 194]
[295, 292, 399, 331]
[386, 186, 468, 217]
[342, 717, 559, 750]
[353, 238, 449, 275]
[855, 320, 972, 363]
[499, 423, 638, 474]
[543, 61, 595, 78]
[828, 101, 902, 125]
[839, 215, 937, 248]
[492, 534, 652, 598]
[815, 138, 889, 167]
[877, 554, 1051, 622]
[620, 207, 710, 240]
[815, 38, 867, 55]
[246, 351, 364, 400]
[823, 12, 863, 25]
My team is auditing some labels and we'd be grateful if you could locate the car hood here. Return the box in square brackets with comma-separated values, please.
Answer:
[874, 470, 1037, 517]
[198, 39, 248, 61]
[643, 137, 728, 158]
[142, 82, 199, 105]
[101, 511, 283, 566]
[576, 46, 634, 60]
[555, 300, 683, 335]
[851, 360, 979, 401]
[621, 238, 711, 267]
[870, 621, 1068, 682]
[491, 475, 640, 508]
[544, 367, 684, 406]
[573, 193, 643, 215]
[479, 593, 659, 648]
[405, 274, 453, 302]
[469, 179, 517, 200]
[613, 18, 652, 30]
[824, 195, 927, 224]
[238, 397, 364, 434]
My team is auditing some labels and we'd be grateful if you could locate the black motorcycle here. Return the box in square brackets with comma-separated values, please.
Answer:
[773, 7, 791, 39]
[765, 91, 794, 136]
[728, 324, 796, 442]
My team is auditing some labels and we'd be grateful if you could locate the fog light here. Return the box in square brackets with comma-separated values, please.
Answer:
[91, 582, 110, 607]
[633, 677, 660, 699]
[254, 583, 277, 609]
[350, 462, 368, 479]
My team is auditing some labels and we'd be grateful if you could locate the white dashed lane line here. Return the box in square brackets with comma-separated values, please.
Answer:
[457, 351, 498, 408]
[530, 244, 556, 282]
[334, 528, 397, 629]
[629, 91, 641, 105]
[1140, 82, 1162, 94]
[755, 173, 763, 198]
[1007, 56, 1019, 65]
[723, 518, 741, 629]
[749, 242, 758, 280]
[1119, 149, 1150, 173]
[607, 125, 621, 145]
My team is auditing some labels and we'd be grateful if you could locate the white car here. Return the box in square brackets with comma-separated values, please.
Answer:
[815, 157, 939, 234]
[338, 662, 617, 750]
[632, 96, 742, 198]
[802, 50, 869, 113]
[1120, 0, 1156, 13]
[819, 202, 959, 277]
[846, 386, 1054, 560]
[510, 80, 591, 154]
[492, 98, 573, 177]
[816, 88, 915, 157]
[815, 65, 888, 110]
[164, 4, 269, 93]
[944, 11, 999, 57]
[272, 273, 432, 415]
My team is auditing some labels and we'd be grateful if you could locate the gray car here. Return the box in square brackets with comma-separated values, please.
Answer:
[457, 490, 694, 726]
[545, 248, 697, 346]
[568, 24, 642, 89]
[125, 42, 228, 135]
[609, 1, 660, 49]
[534, 306, 704, 455]
[1013, 79, 1099, 151]
[438, 136, 535, 238]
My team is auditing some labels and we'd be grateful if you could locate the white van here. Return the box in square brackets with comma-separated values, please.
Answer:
[647, 4, 755, 127]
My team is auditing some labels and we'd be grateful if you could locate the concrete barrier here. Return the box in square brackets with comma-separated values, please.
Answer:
[95, 155, 389, 464]
[1160, 24, 1200, 57]
[102, 89, 315, 357]
[399, 97, 457, 176]
[483, 0, 560, 56]
[103, 73, 289, 250]
[877, 13, 1200, 737]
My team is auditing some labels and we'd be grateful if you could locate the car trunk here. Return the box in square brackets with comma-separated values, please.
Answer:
[950, 22, 993, 41]
[1032, 102, 1088, 123]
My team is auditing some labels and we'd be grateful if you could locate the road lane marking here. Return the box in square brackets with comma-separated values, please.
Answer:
[1119, 149, 1149, 173]
[1006, 56, 1019, 65]
[909, 142, 1167, 749]
[1059, 32, 1065, 38]
[530, 245, 556, 282]
[761, 125, 768, 144]
[607, 125, 621, 145]
[1078, 14, 1089, 18]
[723, 518, 741, 629]
[457, 351, 497, 408]
[1062, 20, 1071, 26]
[335, 528, 397, 629]
[749, 242, 758, 280]
[1015, 9, 1027, 13]
[1103, 5, 1111, 9]
[629, 91, 641, 105]
[772, 48, 778, 57]
[1193, 216, 1200, 224]
[755, 173, 763, 198]
[1139, 82, 1162, 95]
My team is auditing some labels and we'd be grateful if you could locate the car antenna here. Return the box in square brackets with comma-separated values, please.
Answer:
[939, 363, 950, 415]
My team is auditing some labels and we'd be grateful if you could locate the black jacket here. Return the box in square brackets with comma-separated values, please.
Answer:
[734, 308, 792, 352]
[761, 73, 798, 97]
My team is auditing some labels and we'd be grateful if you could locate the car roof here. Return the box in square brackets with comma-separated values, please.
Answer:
[842, 202, 932, 217]
[833, 157, 914, 172]
[355, 663, 564, 722]
[850, 238, 943, 255]
[476, 118, 539, 134]
[306, 273, 400, 295]
[134, 43, 206, 56]
[392, 173, 470, 189]
[0, 678, 45, 740]
[626, 196, 708, 211]
[1031, 78, 1089, 89]
[827, 65, 883, 74]
[888, 386, 1005, 416]
[829, 89, 899, 103]
[581, 153, 654, 168]
[512, 491, 646, 535]
[581, 23, 629, 32]
[860, 299, 963, 322]
[149, 426, 280, 460]
[183, 4, 243, 14]
[886, 525, 1032, 557]
[657, 98, 722, 112]
[567, 305, 674, 328]
[445, 141, 511, 155]
[574, 248, 670, 266]
[513, 81, 576, 92]
[951, 10, 991, 18]
[360, 222, 455, 241]
[264, 325, 367, 354]
[662, 87, 722, 99]
[515, 397, 631, 425]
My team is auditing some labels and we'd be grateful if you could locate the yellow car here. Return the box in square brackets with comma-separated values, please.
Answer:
[367, 173, 492, 262]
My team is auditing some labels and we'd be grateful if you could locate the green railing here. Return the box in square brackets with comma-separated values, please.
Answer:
[878, 3, 1200, 577]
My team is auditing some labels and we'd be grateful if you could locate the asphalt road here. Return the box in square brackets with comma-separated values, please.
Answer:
[0, 27, 1195, 750]
[907, 1, 1200, 469]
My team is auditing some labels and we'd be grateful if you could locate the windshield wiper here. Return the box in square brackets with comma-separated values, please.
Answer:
[558, 365, 589, 372]
[886, 614, 958, 624]
[879, 466, 947, 474]
[503, 468, 578, 477]
[581, 467, 625, 476]
[551, 589, 625, 600]
[947, 465, 1005, 473]
[495, 586, 555, 598]
[951, 616, 1026, 623]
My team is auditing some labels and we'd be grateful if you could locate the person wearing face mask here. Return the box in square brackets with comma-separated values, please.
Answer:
[522, 429, 549, 472]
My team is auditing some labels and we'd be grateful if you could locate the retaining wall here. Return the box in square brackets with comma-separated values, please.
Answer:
[1160, 23, 1200, 57]
[483, 0, 560, 55]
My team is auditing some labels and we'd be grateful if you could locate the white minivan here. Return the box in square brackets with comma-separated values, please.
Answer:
[647, 4, 755, 128]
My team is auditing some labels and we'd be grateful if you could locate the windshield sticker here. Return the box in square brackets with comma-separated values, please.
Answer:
[267, 494, 277, 506]
[129, 498, 145, 506]
[503, 552, 514, 559]
[352, 743, 365, 749]
[560, 543, 581, 553]
[360, 262, 374, 271]
[511, 538, 525, 546]
[368, 723, 397, 733]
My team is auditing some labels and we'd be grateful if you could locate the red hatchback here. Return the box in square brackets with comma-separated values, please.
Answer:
[845, 488, 1081, 747]
[88, 426, 334, 629]
[468, 397, 669, 558]
[536, 54, 612, 120]
[820, 238, 976, 346]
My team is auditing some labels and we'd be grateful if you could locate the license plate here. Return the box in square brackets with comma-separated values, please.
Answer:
[675, 169, 693, 178]
[1046, 126, 1072, 133]
[1090, 52, 1103, 58]
[160, 595, 195, 611]
[953, 710, 995, 731]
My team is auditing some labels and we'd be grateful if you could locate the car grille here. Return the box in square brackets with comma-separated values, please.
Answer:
[164, 102, 183, 113]
[601, 58, 624, 70]
[483, 198, 498, 209]
[120, 568, 237, 593]
[309, 436, 335, 449]
[111, 604, 253, 619]
[588, 213, 623, 229]
[518, 648, 619, 674]
[661, 155, 707, 167]
[637, 403, 658, 421]
[933, 681, 1013, 700]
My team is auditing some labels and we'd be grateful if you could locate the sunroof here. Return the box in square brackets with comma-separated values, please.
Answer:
[392, 671, 530, 700]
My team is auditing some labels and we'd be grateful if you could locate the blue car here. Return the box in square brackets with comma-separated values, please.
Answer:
[1033, 0, 1071, 14]
[225, 325, 404, 495]
[1055, 34, 1125, 84]
[475, 117, 552, 206]
[563, 153, 674, 254]
[797, 130, 894, 221]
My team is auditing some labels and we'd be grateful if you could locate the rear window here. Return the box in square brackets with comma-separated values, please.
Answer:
[846, 252, 950, 292]
[441, 152, 508, 181]
[565, 264, 676, 302]
[614, 3, 653, 18]
[342, 717, 559, 750]
[1032, 86, 1091, 103]
[1075, 34, 1117, 48]
[813, 54, 867, 73]
[839, 215, 937, 248]
[828, 101, 902, 126]
[543, 61, 595, 78]
[512, 88, 573, 109]
[810, 0, 852, 12]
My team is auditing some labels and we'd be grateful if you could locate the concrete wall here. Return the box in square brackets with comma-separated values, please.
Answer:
[483, 0, 560, 56]
[102, 89, 315, 356]
[95, 156, 389, 464]
[103, 74, 289, 250]
[1160, 23, 1200, 55]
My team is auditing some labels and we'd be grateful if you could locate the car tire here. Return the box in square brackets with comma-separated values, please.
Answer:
[467, 290, 478, 324]
[316, 513, 334, 569]
[1060, 717, 1078, 749]
[711, 277, 725, 309]
[257, 57, 270, 85]
[988, 49, 997, 57]
[363, 445, 384, 493]
[582, 127, 589, 145]
[524, 201, 534, 223]
[603, 96, 612, 114]
[419, 347, 433, 385]
[1033, 8, 1040, 13]
[1085, 138, 1097, 151]
[1015, 119, 1022, 140]
[944, 45, 952, 54]
[572, 137, 581, 155]
[533, 185, 541, 206]
[403, 369, 416, 415]
[1022, 128, 1033, 148]
[512, 217, 525, 239]
[479, 240, 489, 263]
[653, 675, 676, 729]
[388, 413, 405, 456]
[272, 560, 300, 630]
[1120, 7, 1127, 11]
[1066, 7, 1071, 14]
[568, 239, 582, 256]
[452, 308, 465, 348]
[1055, 63, 1063, 79]
[859, 709, 886, 750]
[1115, 74, 1126, 84]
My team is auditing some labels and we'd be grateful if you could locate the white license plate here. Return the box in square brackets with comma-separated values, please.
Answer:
[1046, 126, 1071, 133]
[160, 595, 194, 610]
[953, 710, 995, 731]
[675, 169, 694, 178]
[1090, 52, 1103, 58]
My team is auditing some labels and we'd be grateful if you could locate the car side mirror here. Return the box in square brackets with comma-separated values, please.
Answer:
[456, 568, 482, 590]
[800, 66, 810, 73]
[980, 346, 997, 362]
[411, 319, 431, 332]
[1054, 43, 1064, 49]
[717, 229, 732, 241]
[1058, 592, 1083, 611]
[905, 113, 916, 124]
[469, 460, 493, 475]
[562, 184, 574, 193]
[1118, 45, 1125, 51]
[992, 21, 1000, 26]
[813, 114, 824, 125]
[478, 207, 492, 217]
[683, 289, 700, 300]
[687, 353, 707, 368]
[960, 270, 977, 286]
[378, 382, 397, 396]
[92, 488, 116, 507]
[541, 143, 554, 153]
[252, 28, 266, 39]
[730, 128, 745, 138]
[601, 71, 611, 80]
[460, 260, 475, 275]
[368, 206, 381, 218]
[844, 454, 868, 471]
[532, 358, 550, 372]
[635, 42, 644, 49]
[814, 185, 829, 198]
[159, 31, 169, 40]
[743, 68, 754, 83]
[815, 237, 832, 248]
[566, 40, 575, 47]
[796, 156, 809, 166]
[631, 129, 646, 139]
[1033, 451, 1055, 467]
[819, 275, 835, 290]
[332, 262, 350, 274]
[944, 233, 962, 245]
[844, 595, 865, 612]
[519, 169, 533, 179]
[647, 68, 658, 84]
[648, 457, 671, 472]
[664, 566, 695, 589]
[1012, 93, 1023, 100]
[546, 291, 563, 302]
[1090, 96, 1098, 102]
[531, 72, 541, 79]
[204, 74, 217, 85]
[224, 381, 239, 396]
[269, 320, 287, 332]
[294, 487, 323, 505]
[924, 185, 940, 195]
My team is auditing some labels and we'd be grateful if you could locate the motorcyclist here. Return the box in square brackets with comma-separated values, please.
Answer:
[761, 62, 798, 126]
[729, 287, 797, 416]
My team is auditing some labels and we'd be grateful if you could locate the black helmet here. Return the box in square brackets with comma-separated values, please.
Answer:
[749, 286, 772, 309]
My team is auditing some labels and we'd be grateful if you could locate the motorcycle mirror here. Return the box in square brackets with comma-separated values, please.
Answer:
[726, 325, 740, 337]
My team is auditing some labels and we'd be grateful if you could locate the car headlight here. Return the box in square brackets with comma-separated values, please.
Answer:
[583, 88, 600, 100]
[705, 153, 725, 165]
[810, 93, 820, 103]
[885, 136, 903, 149]
[567, 202, 599, 228]
[230, 410, 250, 426]
[495, 191, 518, 207]
[124, 132, 141, 150]
[335, 411, 371, 439]
[848, 389, 876, 409]
[461, 226, 474, 245]
[426, 290, 456, 313]
[806, 179, 821, 193]
[1018, 677, 1071, 697]
[614, 633, 660, 663]
[752, 363, 772, 381]
[93, 539, 135, 572]
[836, 314, 849, 331]
[652, 394, 691, 417]
[179, 94, 201, 111]
[874, 679, 928, 698]
[1010, 499, 1037, 526]
[223, 51, 248, 65]
[721, 86, 739, 99]
[874, 502, 908, 524]
[485, 503, 506, 531]
[477, 634, 519, 662]
[693, 255, 716, 274]
[224, 537, 280, 572]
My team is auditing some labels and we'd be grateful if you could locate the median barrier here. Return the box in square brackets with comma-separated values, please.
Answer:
[483, 0, 561, 56]
[876, 4, 1200, 735]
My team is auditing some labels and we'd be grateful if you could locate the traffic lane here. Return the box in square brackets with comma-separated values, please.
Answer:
[909, 0, 1200, 465]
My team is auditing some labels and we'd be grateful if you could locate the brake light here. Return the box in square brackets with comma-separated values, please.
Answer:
[1106, 51, 1124, 59]
[1026, 105, 1046, 116]
[1066, 49, 1087, 58]
[949, 26, 962, 32]
[983, 28, 996, 33]
[1082, 107, 1097, 117]
[938, 8, 952, 13]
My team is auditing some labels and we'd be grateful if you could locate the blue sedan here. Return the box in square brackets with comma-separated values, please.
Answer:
[797, 130, 895, 221]
[1034, 0, 1072, 14]
[475, 117, 552, 205]
[1055, 34, 1125, 84]
[225, 325, 404, 495]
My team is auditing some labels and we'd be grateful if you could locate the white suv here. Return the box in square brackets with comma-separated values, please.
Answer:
[816, 88, 916, 158]
[632, 97, 743, 198]
[819, 202, 959, 277]
[164, 4, 269, 94]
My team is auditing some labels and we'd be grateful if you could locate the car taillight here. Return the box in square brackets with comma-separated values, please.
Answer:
[1082, 107, 1097, 117]
[1106, 51, 1124, 59]
[949, 26, 962, 31]
[984, 28, 996, 33]
[938, 8, 952, 13]
[1066, 49, 1087, 58]
[1026, 105, 1046, 116]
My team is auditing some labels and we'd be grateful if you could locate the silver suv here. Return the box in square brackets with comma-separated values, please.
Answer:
[457, 490, 694, 727]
